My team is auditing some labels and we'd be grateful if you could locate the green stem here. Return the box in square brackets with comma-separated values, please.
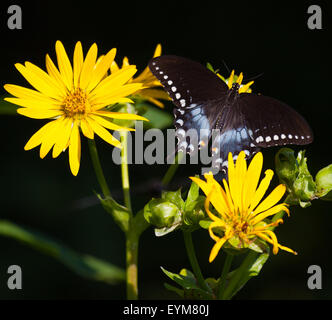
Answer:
[88, 139, 112, 198]
[119, 131, 139, 300]
[120, 131, 132, 214]
[222, 250, 258, 300]
[217, 253, 233, 300]
[126, 229, 139, 300]
[183, 231, 210, 293]
[162, 152, 184, 187]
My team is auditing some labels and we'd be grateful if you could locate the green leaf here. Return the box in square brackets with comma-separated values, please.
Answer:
[136, 102, 173, 130]
[184, 180, 200, 212]
[0, 95, 18, 115]
[0, 220, 125, 284]
[223, 250, 269, 299]
[161, 267, 200, 290]
[164, 283, 184, 298]
[161, 267, 213, 299]
[97, 194, 130, 232]
[199, 219, 212, 229]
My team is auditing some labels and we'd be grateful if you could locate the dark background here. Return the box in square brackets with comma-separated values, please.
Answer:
[0, 0, 331, 299]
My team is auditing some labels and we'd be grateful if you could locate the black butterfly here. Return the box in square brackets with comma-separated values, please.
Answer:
[149, 55, 313, 171]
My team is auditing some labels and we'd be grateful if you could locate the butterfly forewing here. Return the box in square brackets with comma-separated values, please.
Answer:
[149, 55, 229, 153]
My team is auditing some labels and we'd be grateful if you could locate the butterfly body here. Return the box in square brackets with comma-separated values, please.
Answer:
[149, 55, 313, 171]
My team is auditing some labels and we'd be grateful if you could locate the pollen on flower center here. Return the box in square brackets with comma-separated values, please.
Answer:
[63, 88, 89, 118]
[230, 217, 249, 237]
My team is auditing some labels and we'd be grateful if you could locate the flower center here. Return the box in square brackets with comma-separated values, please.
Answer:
[63, 88, 89, 118]
[230, 216, 249, 238]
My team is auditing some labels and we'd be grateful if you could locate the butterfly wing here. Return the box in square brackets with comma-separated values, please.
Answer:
[149, 55, 228, 152]
[237, 93, 314, 147]
[211, 94, 314, 171]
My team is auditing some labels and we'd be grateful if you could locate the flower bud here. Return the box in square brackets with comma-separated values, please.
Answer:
[144, 198, 181, 229]
[315, 164, 332, 200]
[275, 148, 298, 188]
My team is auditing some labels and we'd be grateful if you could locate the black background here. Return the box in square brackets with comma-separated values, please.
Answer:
[0, 0, 331, 300]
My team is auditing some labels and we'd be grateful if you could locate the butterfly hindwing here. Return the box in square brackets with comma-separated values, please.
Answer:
[238, 93, 313, 148]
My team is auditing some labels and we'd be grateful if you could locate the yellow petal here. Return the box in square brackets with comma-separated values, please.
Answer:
[73, 42, 84, 88]
[79, 43, 98, 90]
[45, 54, 68, 95]
[15, 63, 63, 100]
[153, 44, 162, 58]
[209, 237, 228, 263]
[251, 203, 289, 225]
[89, 114, 135, 132]
[234, 151, 247, 214]
[4, 84, 59, 103]
[55, 41, 74, 91]
[91, 83, 143, 107]
[252, 184, 287, 217]
[191, 175, 230, 218]
[87, 48, 116, 92]
[208, 221, 225, 241]
[228, 70, 235, 89]
[248, 169, 274, 213]
[110, 60, 120, 73]
[86, 117, 121, 148]
[242, 152, 263, 213]
[68, 121, 81, 176]
[52, 118, 73, 158]
[122, 57, 130, 68]
[24, 121, 58, 150]
[17, 108, 62, 119]
[39, 118, 64, 158]
[90, 66, 137, 98]
[227, 152, 239, 212]
[5, 97, 62, 110]
[257, 230, 279, 255]
[80, 119, 94, 139]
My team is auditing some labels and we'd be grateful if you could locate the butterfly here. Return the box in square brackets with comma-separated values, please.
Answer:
[149, 55, 313, 172]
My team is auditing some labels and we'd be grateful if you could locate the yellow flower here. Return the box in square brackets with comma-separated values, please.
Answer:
[190, 151, 297, 263]
[217, 70, 254, 93]
[4, 41, 147, 176]
[110, 44, 170, 108]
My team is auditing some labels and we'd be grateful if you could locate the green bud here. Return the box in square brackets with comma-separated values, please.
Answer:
[275, 148, 298, 187]
[183, 196, 206, 226]
[293, 173, 316, 201]
[162, 189, 185, 211]
[315, 164, 332, 200]
[144, 198, 181, 229]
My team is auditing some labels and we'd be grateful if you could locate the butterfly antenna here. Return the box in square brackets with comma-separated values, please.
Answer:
[245, 72, 264, 82]
[221, 59, 231, 75]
